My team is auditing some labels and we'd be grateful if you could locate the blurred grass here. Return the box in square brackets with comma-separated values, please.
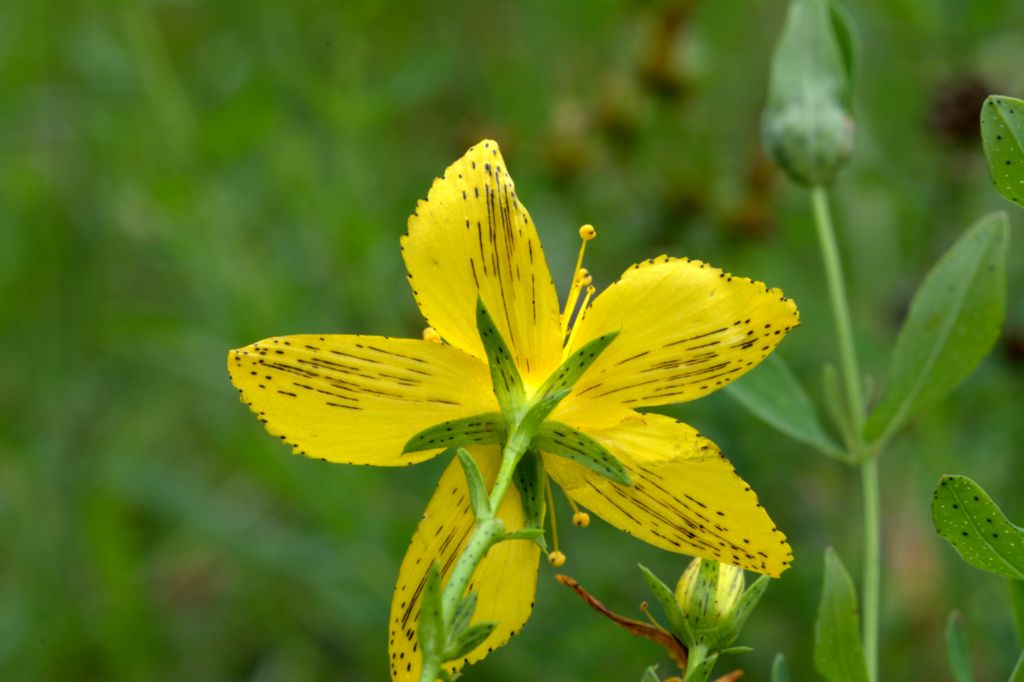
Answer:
[2, 0, 1023, 680]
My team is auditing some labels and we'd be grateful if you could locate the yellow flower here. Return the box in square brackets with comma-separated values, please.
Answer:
[227, 140, 799, 681]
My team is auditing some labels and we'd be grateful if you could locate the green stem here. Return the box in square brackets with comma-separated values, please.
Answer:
[810, 186, 879, 682]
[682, 643, 712, 682]
[1011, 649, 1024, 682]
[418, 429, 532, 682]
[810, 187, 864, 433]
[860, 456, 881, 682]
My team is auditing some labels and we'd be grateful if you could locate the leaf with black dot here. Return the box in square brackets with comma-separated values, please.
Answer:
[931, 475, 1024, 580]
[981, 95, 1024, 208]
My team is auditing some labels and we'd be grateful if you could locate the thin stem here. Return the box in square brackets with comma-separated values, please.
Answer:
[860, 456, 881, 682]
[810, 187, 864, 435]
[683, 643, 710, 682]
[418, 429, 532, 682]
[810, 186, 879, 682]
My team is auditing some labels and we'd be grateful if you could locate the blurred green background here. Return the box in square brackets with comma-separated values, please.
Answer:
[3, 0, 1023, 680]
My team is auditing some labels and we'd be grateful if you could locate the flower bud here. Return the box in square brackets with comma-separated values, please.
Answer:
[762, 0, 856, 186]
[763, 97, 855, 187]
[673, 558, 768, 651]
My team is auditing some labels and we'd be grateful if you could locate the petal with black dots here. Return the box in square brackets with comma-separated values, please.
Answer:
[556, 257, 799, 426]
[543, 412, 792, 577]
[389, 446, 541, 681]
[227, 335, 496, 466]
[402, 140, 563, 387]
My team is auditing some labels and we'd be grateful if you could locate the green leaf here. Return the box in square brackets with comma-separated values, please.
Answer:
[455, 449, 491, 521]
[640, 665, 661, 682]
[945, 611, 974, 682]
[771, 653, 792, 682]
[534, 331, 618, 404]
[533, 421, 631, 486]
[445, 621, 497, 661]
[814, 548, 868, 682]
[719, 646, 754, 656]
[763, 0, 855, 186]
[402, 413, 506, 455]
[476, 298, 526, 419]
[724, 354, 843, 459]
[864, 213, 1009, 444]
[1009, 579, 1024, 646]
[931, 475, 1024, 580]
[418, 563, 445, 658]
[980, 95, 1024, 208]
[638, 563, 688, 637]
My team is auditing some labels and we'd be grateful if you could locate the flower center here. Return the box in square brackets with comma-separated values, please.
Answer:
[560, 224, 598, 359]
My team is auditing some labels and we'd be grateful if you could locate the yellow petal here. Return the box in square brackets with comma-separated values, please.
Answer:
[389, 446, 541, 681]
[558, 256, 798, 425]
[543, 412, 792, 577]
[228, 335, 496, 466]
[402, 140, 562, 387]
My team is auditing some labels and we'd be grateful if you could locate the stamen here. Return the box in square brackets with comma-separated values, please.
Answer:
[563, 285, 595, 353]
[561, 225, 597, 338]
[640, 601, 665, 630]
[423, 327, 442, 343]
[545, 475, 565, 566]
[561, 268, 589, 338]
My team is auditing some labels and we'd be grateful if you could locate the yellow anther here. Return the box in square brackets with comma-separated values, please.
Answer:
[547, 551, 567, 567]
[572, 511, 590, 527]
[578, 268, 592, 287]
[579, 224, 596, 241]
[422, 327, 442, 343]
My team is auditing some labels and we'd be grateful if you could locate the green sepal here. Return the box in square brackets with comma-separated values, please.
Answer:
[534, 331, 619, 404]
[418, 563, 445, 659]
[687, 560, 721, 632]
[476, 298, 526, 419]
[945, 611, 974, 682]
[980, 95, 1024, 208]
[719, 646, 754, 656]
[518, 388, 570, 435]
[814, 548, 868, 682]
[687, 651, 719, 682]
[534, 421, 631, 486]
[501, 528, 546, 542]
[931, 475, 1024, 580]
[771, 653, 792, 682]
[456, 448, 492, 521]
[641, 665, 661, 682]
[444, 621, 497, 661]
[512, 450, 548, 551]
[718, 575, 771, 647]
[638, 563, 689, 640]
[450, 591, 478, 640]
[402, 413, 507, 455]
